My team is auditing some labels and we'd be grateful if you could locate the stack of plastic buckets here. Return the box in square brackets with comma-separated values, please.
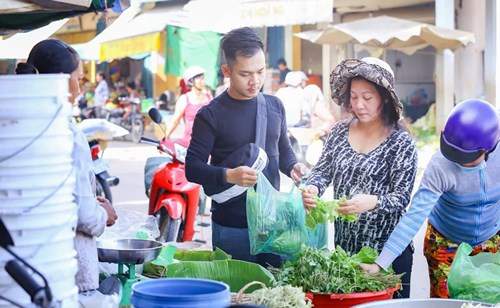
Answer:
[0, 75, 79, 307]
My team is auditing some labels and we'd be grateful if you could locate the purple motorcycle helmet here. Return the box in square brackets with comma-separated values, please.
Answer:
[441, 99, 500, 164]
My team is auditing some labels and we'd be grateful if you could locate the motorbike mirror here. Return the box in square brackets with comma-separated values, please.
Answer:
[148, 108, 163, 125]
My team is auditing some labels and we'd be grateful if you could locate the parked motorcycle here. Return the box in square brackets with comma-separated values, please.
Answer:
[142, 108, 201, 242]
[78, 119, 127, 203]
[104, 97, 144, 143]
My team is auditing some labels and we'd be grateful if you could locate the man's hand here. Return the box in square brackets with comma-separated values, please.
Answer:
[226, 166, 257, 187]
[97, 196, 118, 227]
[359, 263, 382, 274]
[291, 163, 309, 184]
[338, 194, 378, 214]
[301, 185, 318, 210]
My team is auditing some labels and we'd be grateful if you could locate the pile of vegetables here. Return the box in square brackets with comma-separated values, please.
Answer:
[305, 197, 358, 229]
[274, 246, 401, 294]
[247, 285, 312, 308]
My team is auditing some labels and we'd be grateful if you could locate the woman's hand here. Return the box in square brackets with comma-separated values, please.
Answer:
[301, 185, 319, 210]
[338, 194, 378, 214]
[359, 263, 382, 274]
[97, 196, 118, 227]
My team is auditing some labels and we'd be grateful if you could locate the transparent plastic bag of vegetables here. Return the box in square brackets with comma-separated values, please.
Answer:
[247, 172, 308, 258]
[448, 243, 500, 304]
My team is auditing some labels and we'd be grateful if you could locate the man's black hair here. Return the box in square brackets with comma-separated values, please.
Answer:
[277, 58, 287, 66]
[127, 81, 136, 90]
[221, 27, 264, 66]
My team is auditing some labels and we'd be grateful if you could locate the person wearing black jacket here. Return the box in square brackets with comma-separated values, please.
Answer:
[186, 28, 307, 267]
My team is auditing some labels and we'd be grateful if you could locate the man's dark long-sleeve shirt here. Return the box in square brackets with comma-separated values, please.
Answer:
[186, 91, 297, 228]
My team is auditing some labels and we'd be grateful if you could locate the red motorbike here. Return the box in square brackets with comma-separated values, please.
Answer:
[141, 109, 200, 242]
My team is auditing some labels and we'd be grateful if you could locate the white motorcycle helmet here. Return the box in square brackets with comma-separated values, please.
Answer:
[182, 66, 206, 86]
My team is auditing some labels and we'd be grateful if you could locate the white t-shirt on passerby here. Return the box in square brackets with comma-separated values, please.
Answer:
[275, 86, 306, 127]
[94, 80, 109, 107]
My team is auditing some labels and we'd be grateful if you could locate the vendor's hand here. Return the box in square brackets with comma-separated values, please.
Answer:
[359, 263, 382, 274]
[301, 185, 319, 210]
[291, 163, 309, 184]
[338, 194, 378, 214]
[97, 196, 118, 227]
[226, 166, 257, 187]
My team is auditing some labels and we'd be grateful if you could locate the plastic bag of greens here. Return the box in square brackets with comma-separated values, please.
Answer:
[448, 243, 500, 304]
[306, 223, 327, 249]
[247, 173, 307, 258]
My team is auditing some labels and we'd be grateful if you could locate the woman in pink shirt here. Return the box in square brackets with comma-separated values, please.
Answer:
[164, 66, 213, 143]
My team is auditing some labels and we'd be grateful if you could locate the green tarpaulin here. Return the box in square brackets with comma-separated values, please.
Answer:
[0, 0, 115, 33]
[165, 26, 221, 89]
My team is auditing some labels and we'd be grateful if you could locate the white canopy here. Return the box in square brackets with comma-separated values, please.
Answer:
[183, 0, 333, 33]
[295, 15, 475, 55]
[0, 18, 68, 59]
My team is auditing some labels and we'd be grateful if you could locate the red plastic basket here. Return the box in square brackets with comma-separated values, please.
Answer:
[306, 286, 399, 308]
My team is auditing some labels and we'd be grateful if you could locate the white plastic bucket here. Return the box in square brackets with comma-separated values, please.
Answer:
[0, 74, 78, 307]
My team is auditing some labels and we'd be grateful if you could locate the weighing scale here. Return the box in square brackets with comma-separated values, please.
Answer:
[97, 239, 163, 307]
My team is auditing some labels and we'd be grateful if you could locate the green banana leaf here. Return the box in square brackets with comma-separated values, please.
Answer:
[174, 248, 231, 261]
[166, 259, 274, 293]
[143, 247, 232, 277]
[146, 259, 274, 293]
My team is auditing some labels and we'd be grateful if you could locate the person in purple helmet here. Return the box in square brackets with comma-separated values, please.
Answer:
[360, 99, 500, 298]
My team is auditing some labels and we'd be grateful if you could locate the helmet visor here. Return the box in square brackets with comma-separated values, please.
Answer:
[440, 133, 484, 164]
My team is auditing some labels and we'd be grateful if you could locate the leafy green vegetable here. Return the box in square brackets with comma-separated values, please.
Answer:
[273, 247, 401, 294]
[269, 229, 306, 256]
[305, 197, 357, 229]
[352, 246, 378, 264]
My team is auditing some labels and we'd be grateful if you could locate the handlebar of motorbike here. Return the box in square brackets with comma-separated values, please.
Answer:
[5, 260, 45, 304]
[139, 137, 161, 146]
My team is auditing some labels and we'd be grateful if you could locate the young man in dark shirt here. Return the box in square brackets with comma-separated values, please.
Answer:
[185, 27, 307, 267]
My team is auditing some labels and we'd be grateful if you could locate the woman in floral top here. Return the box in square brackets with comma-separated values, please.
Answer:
[302, 57, 417, 298]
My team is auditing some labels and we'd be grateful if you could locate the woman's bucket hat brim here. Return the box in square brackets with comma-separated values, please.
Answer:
[330, 58, 403, 120]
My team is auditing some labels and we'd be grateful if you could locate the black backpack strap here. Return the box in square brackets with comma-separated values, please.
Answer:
[255, 93, 267, 149]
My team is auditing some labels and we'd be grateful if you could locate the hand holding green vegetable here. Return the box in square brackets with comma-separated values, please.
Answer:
[305, 196, 357, 229]
[338, 194, 378, 214]
[301, 185, 319, 210]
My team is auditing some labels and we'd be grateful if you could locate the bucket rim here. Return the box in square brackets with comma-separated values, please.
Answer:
[132, 278, 230, 299]
[308, 285, 399, 300]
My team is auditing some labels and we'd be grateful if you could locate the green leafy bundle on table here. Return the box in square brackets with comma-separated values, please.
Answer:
[274, 247, 401, 294]
[305, 197, 358, 229]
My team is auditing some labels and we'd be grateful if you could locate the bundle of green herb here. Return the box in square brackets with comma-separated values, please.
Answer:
[305, 197, 357, 229]
[274, 247, 401, 294]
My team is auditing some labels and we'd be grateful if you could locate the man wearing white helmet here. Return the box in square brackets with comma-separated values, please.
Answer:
[164, 66, 213, 142]
[275, 71, 309, 127]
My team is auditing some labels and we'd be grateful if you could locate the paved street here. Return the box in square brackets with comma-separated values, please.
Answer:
[104, 139, 430, 299]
